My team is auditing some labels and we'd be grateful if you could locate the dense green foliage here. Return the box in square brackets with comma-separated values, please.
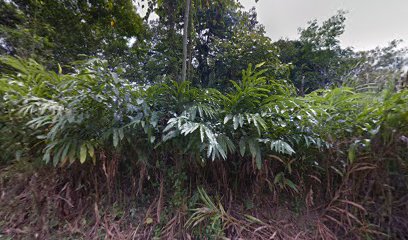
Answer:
[2, 55, 406, 165]
[1, 55, 407, 167]
[0, 58, 306, 166]
[1, 55, 408, 239]
[0, 0, 407, 239]
[0, 0, 145, 68]
[276, 11, 407, 94]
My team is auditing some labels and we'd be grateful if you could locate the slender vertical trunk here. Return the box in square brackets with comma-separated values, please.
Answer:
[187, 0, 194, 81]
[181, 0, 191, 82]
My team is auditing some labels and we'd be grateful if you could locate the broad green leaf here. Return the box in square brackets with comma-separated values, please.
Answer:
[255, 62, 266, 69]
[58, 63, 62, 74]
[224, 114, 232, 124]
[113, 129, 119, 148]
[80, 144, 87, 164]
[284, 178, 299, 193]
[233, 115, 239, 130]
[239, 138, 246, 157]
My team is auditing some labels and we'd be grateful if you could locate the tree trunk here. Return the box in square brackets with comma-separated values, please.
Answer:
[187, 0, 194, 81]
[181, 0, 191, 82]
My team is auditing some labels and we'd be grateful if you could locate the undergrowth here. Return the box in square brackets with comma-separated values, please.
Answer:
[0, 56, 407, 239]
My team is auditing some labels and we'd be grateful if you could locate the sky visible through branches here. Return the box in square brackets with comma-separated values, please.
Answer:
[241, 0, 408, 50]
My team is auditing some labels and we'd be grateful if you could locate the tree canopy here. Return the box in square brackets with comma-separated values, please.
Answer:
[0, 1, 407, 239]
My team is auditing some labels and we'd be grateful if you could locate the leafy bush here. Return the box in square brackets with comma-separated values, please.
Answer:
[1, 56, 407, 178]
[1, 56, 407, 239]
[1, 58, 323, 167]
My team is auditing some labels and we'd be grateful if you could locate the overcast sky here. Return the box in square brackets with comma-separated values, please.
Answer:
[240, 0, 408, 50]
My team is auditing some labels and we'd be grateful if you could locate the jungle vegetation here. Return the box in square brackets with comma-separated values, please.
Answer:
[0, 0, 407, 239]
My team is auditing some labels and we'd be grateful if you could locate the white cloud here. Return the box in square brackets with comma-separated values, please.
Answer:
[240, 0, 408, 50]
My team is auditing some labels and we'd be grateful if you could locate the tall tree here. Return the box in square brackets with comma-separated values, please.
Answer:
[181, 0, 191, 82]
[351, 40, 408, 91]
[124, 0, 287, 87]
[275, 11, 357, 94]
[0, 0, 145, 67]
